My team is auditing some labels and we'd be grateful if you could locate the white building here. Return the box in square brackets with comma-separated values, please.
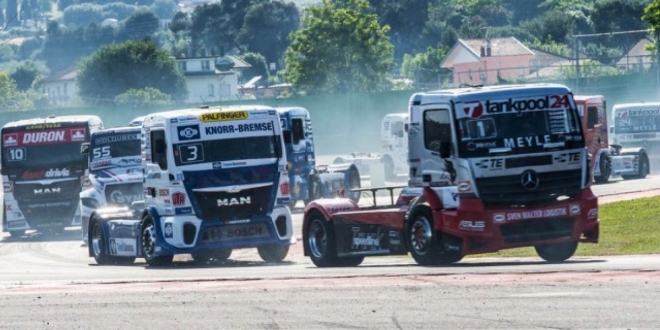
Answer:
[175, 55, 251, 104]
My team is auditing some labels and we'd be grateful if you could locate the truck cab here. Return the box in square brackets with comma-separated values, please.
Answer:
[380, 113, 409, 181]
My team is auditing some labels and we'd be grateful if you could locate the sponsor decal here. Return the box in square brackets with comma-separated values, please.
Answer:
[21, 168, 70, 180]
[26, 123, 62, 130]
[176, 174, 184, 181]
[277, 197, 290, 205]
[225, 224, 265, 238]
[224, 219, 250, 224]
[164, 223, 174, 238]
[569, 204, 581, 215]
[212, 162, 222, 169]
[110, 238, 137, 256]
[504, 135, 552, 148]
[3, 134, 18, 146]
[351, 227, 384, 250]
[587, 208, 598, 219]
[475, 158, 504, 170]
[158, 189, 169, 196]
[199, 111, 249, 122]
[172, 192, 185, 205]
[466, 141, 497, 151]
[204, 122, 274, 135]
[3, 181, 13, 192]
[94, 133, 140, 144]
[217, 196, 251, 207]
[7, 220, 26, 228]
[388, 230, 401, 245]
[505, 207, 568, 221]
[486, 95, 571, 114]
[458, 181, 471, 192]
[462, 101, 485, 119]
[459, 220, 485, 231]
[627, 108, 660, 116]
[177, 125, 201, 141]
[520, 170, 540, 191]
[109, 190, 142, 204]
[71, 128, 86, 141]
[221, 161, 247, 168]
[493, 213, 505, 222]
[174, 207, 192, 215]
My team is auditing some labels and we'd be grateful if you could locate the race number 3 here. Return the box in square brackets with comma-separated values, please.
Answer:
[179, 143, 204, 164]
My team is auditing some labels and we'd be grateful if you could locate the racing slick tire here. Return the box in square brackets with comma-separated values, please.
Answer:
[622, 153, 649, 180]
[192, 248, 232, 264]
[407, 206, 463, 266]
[90, 218, 113, 265]
[257, 244, 290, 262]
[534, 241, 578, 263]
[593, 154, 611, 183]
[141, 215, 174, 267]
[303, 175, 323, 206]
[306, 211, 339, 267]
[347, 165, 361, 204]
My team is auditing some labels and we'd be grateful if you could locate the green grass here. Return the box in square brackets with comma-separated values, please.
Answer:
[470, 195, 660, 258]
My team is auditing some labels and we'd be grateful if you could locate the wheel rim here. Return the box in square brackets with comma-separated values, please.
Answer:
[142, 223, 156, 257]
[91, 222, 104, 257]
[308, 219, 327, 258]
[410, 218, 432, 255]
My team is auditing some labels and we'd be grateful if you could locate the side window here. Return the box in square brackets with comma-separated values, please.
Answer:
[390, 121, 404, 138]
[291, 118, 304, 144]
[150, 129, 167, 170]
[587, 106, 599, 129]
[424, 109, 451, 151]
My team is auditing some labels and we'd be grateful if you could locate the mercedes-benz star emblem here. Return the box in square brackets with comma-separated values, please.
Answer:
[520, 170, 540, 191]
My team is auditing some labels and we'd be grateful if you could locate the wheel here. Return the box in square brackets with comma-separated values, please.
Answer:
[305, 212, 339, 267]
[257, 244, 290, 262]
[9, 230, 25, 239]
[382, 157, 395, 182]
[303, 176, 323, 205]
[90, 218, 113, 265]
[346, 165, 361, 203]
[622, 153, 650, 180]
[534, 241, 578, 262]
[141, 215, 174, 266]
[333, 157, 345, 164]
[192, 248, 232, 264]
[593, 154, 611, 183]
[407, 206, 463, 266]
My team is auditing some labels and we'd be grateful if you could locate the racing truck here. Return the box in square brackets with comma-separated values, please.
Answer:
[277, 107, 361, 209]
[302, 83, 599, 267]
[79, 126, 143, 245]
[86, 105, 293, 266]
[332, 113, 409, 185]
[609, 102, 658, 175]
[1, 115, 103, 238]
[574, 95, 650, 183]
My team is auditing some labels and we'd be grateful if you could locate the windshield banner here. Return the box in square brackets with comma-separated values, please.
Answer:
[2, 127, 87, 147]
[456, 94, 573, 120]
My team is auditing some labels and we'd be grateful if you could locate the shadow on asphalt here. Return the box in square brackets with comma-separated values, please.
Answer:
[1, 228, 82, 243]
[88, 259, 297, 269]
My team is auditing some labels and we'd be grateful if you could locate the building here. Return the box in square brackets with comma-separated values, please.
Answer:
[42, 68, 78, 105]
[176, 55, 251, 104]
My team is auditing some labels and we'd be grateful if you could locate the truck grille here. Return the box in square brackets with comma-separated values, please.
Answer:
[192, 185, 273, 221]
[476, 169, 582, 206]
[104, 182, 143, 206]
[13, 178, 81, 225]
[500, 218, 574, 244]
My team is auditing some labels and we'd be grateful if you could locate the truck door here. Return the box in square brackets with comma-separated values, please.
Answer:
[144, 129, 170, 209]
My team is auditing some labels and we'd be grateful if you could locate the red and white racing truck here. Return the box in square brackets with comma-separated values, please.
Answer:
[303, 84, 599, 266]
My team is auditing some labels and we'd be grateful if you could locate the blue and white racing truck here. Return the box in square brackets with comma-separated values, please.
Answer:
[87, 106, 293, 266]
[277, 107, 361, 209]
[79, 126, 143, 245]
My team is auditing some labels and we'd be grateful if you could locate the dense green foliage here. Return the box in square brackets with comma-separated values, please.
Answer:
[76, 40, 187, 104]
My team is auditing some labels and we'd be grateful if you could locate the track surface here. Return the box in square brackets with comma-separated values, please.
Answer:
[1, 175, 660, 328]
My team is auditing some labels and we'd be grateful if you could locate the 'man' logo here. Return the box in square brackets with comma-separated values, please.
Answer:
[217, 196, 251, 207]
[34, 188, 61, 194]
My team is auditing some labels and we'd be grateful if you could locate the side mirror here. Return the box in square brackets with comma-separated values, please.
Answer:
[80, 142, 90, 154]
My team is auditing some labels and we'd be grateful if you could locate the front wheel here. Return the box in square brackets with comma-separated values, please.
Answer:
[257, 244, 289, 262]
[91, 219, 113, 265]
[305, 213, 338, 267]
[407, 206, 462, 266]
[141, 215, 174, 267]
[534, 241, 578, 262]
[593, 154, 611, 183]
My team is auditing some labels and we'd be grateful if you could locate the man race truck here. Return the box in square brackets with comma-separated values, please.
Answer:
[302, 84, 599, 267]
[1, 115, 103, 238]
[86, 106, 293, 266]
[79, 126, 143, 245]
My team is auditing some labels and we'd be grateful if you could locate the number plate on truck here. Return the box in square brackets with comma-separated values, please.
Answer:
[203, 223, 270, 242]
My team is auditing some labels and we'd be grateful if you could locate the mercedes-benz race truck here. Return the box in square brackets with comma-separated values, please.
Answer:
[277, 107, 361, 209]
[574, 95, 649, 182]
[333, 113, 409, 185]
[611, 102, 659, 172]
[86, 106, 293, 266]
[1, 115, 103, 238]
[79, 126, 143, 245]
[302, 84, 599, 267]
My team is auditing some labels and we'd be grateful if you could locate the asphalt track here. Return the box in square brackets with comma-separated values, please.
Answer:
[1, 175, 660, 328]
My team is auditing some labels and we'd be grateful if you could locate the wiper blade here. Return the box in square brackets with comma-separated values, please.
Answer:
[488, 147, 512, 154]
[543, 142, 565, 149]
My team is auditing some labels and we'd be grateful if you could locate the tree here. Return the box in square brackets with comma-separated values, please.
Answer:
[6, 0, 19, 26]
[169, 12, 191, 34]
[114, 87, 171, 107]
[239, 52, 269, 85]
[151, 0, 178, 20]
[237, 1, 300, 67]
[0, 72, 32, 111]
[120, 9, 160, 41]
[77, 40, 187, 104]
[10, 61, 41, 91]
[284, 0, 394, 94]
[401, 47, 450, 88]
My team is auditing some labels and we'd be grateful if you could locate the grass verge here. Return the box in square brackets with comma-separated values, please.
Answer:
[469, 195, 660, 258]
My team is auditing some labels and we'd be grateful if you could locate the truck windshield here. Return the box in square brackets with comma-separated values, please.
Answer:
[456, 100, 583, 157]
[2, 127, 88, 170]
[89, 132, 142, 171]
[173, 136, 279, 166]
[613, 108, 660, 134]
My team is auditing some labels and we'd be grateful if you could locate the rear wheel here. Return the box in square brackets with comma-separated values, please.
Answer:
[534, 241, 578, 262]
[593, 154, 611, 183]
[306, 213, 339, 267]
[622, 153, 650, 180]
[347, 165, 361, 203]
[257, 244, 289, 262]
[303, 176, 323, 205]
[141, 215, 173, 266]
[407, 206, 463, 266]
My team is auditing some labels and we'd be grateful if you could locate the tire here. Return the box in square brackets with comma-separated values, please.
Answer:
[192, 248, 232, 264]
[257, 244, 290, 262]
[141, 215, 173, 266]
[90, 218, 113, 265]
[407, 206, 463, 266]
[593, 154, 611, 183]
[383, 157, 395, 182]
[347, 165, 361, 203]
[534, 241, 578, 263]
[303, 176, 323, 205]
[305, 212, 339, 267]
[622, 153, 650, 180]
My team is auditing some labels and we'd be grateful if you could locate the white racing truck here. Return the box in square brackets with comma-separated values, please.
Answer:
[1, 115, 103, 238]
[333, 113, 409, 185]
[609, 102, 658, 175]
[79, 126, 143, 245]
[86, 105, 293, 266]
